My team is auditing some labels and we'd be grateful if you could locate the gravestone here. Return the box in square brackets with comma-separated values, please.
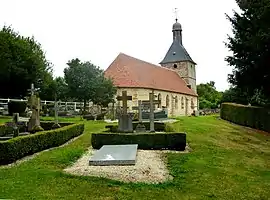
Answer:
[116, 91, 133, 132]
[52, 100, 61, 129]
[140, 93, 161, 132]
[89, 144, 138, 166]
[133, 100, 146, 132]
[27, 83, 44, 133]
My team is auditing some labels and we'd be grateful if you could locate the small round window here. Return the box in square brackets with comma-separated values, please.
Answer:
[173, 64, 177, 69]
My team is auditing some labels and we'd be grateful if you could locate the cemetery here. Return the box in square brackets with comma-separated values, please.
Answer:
[0, 2, 270, 198]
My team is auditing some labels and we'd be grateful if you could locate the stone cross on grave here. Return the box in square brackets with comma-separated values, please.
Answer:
[141, 93, 161, 132]
[116, 91, 133, 132]
[133, 100, 146, 133]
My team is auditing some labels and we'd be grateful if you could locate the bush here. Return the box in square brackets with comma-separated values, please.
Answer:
[91, 132, 186, 150]
[83, 115, 95, 120]
[105, 122, 166, 132]
[96, 113, 106, 120]
[220, 103, 270, 132]
[0, 123, 84, 165]
[39, 121, 73, 131]
[8, 101, 27, 116]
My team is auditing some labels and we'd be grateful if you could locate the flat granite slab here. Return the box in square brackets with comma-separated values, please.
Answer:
[89, 144, 138, 166]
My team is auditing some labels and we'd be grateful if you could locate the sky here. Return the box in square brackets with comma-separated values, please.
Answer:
[0, 0, 240, 92]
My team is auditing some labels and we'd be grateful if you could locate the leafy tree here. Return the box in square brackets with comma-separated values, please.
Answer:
[222, 87, 270, 107]
[92, 77, 117, 107]
[64, 58, 116, 111]
[225, 0, 270, 104]
[197, 81, 223, 109]
[50, 77, 69, 101]
[0, 26, 53, 99]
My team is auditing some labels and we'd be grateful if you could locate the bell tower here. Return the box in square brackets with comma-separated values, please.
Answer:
[160, 9, 197, 94]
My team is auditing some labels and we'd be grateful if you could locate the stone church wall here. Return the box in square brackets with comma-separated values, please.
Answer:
[115, 87, 198, 117]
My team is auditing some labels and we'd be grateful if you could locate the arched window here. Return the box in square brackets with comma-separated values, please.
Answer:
[181, 97, 184, 109]
[173, 64, 177, 69]
[175, 96, 178, 109]
[158, 93, 161, 108]
[166, 95, 170, 108]
[191, 98, 195, 109]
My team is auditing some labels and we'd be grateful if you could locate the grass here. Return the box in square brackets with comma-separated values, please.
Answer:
[0, 115, 269, 200]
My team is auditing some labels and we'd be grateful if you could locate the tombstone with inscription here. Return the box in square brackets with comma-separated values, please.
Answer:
[116, 91, 133, 133]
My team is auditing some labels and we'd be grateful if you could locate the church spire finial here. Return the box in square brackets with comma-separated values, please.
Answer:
[174, 8, 178, 22]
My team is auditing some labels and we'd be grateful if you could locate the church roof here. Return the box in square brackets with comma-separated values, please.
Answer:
[160, 40, 196, 65]
[105, 53, 197, 96]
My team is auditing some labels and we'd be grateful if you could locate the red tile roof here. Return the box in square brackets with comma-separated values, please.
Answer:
[104, 53, 197, 96]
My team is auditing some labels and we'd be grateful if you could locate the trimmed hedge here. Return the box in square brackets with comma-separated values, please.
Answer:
[40, 121, 73, 131]
[0, 123, 84, 165]
[91, 132, 186, 150]
[105, 122, 167, 132]
[220, 103, 270, 132]
[0, 122, 74, 136]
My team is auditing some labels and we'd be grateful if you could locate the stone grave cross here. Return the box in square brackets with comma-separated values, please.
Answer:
[141, 93, 161, 132]
[132, 100, 146, 132]
[52, 100, 61, 128]
[116, 91, 133, 132]
[27, 83, 43, 132]
[116, 91, 132, 115]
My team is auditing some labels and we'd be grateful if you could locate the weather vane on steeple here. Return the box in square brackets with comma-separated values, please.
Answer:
[174, 8, 178, 22]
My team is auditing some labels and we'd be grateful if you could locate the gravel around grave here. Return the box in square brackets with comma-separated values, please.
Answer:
[64, 147, 190, 184]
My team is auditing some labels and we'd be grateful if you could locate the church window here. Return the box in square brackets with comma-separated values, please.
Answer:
[173, 64, 177, 69]
[158, 93, 161, 108]
[166, 95, 170, 108]
[181, 97, 184, 109]
[175, 96, 178, 109]
[191, 98, 195, 109]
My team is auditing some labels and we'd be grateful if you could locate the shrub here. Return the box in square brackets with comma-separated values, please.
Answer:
[91, 132, 186, 150]
[40, 121, 73, 131]
[0, 123, 84, 165]
[0, 121, 72, 136]
[220, 103, 270, 132]
[96, 113, 106, 120]
[8, 101, 27, 116]
[83, 115, 95, 120]
[105, 122, 166, 132]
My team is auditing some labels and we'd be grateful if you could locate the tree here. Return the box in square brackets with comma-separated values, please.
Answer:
[54, 77, 69, 101]
[225, 0, 270, 104]
[197, 81, 223, 109]
[0, 26, 53, 99]
[64, 58, 116, 111]
[221, 87, 270, 107]
[92, 76, 117, 107]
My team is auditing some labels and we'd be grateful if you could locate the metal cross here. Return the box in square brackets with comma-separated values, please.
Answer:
[174, 8, 178, 21]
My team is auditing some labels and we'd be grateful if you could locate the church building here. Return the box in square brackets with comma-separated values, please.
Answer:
[105, 17, 198, 116]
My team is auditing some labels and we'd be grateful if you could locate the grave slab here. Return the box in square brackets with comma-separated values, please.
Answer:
[89, 144, 138, 166]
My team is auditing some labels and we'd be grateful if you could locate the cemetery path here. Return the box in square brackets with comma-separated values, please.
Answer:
[0, 116, 269, 200]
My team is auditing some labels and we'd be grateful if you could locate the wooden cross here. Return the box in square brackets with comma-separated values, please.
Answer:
[116, 91, 132, 115]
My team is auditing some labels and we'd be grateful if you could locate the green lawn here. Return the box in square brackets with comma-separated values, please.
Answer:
[0, 116, 269, 200]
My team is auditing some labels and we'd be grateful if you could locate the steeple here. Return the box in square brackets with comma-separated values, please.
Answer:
[172, 8, 182, 45]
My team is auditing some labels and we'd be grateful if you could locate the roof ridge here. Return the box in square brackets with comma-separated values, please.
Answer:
[119, 52, 181, 74]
